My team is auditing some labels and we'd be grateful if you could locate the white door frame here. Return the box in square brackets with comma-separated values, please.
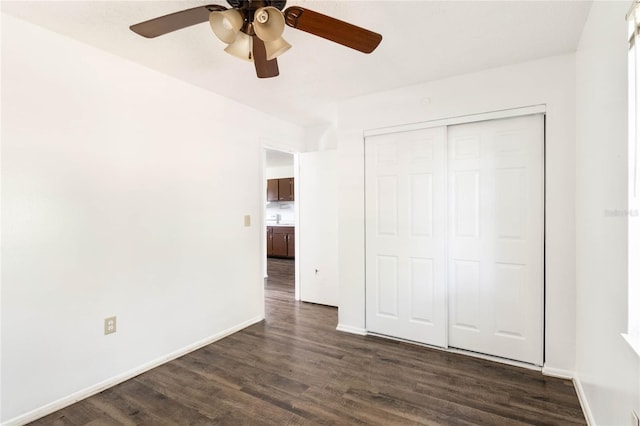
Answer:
[364, 105, 546, 138]
[363, 104, 547, 366]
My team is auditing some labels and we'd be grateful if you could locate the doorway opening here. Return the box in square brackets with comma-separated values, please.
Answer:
[264, 148, 298, 301]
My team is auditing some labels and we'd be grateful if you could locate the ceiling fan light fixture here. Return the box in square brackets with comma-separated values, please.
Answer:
[253, 6, 285, 42]
[224, 30, 253, 61]
[131, 3, 383, 79]
[209, 9, 243, 44]
[264, 37, 291, 60]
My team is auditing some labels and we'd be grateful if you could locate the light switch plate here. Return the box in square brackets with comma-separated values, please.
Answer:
[244, 215, 251, 227]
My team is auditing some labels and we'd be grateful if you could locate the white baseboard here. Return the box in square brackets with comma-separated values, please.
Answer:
[541, 367, 594, 425]
[541, 366, 574, 380]
[2, 315, 264, 426]
[336, 323, 367, 336]
[573, 375, 596, 426]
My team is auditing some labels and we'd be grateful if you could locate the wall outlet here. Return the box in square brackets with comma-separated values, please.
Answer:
[244, 214, 251, 227]
[104, 316, 116, 335]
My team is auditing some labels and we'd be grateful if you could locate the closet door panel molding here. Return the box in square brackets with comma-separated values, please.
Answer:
[364, 112, 544, 366]
[365, 127, 448, 347]
[447, 114, 544, 366]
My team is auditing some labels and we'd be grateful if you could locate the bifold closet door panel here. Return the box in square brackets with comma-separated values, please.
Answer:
[365, 127, 447, 347]
[447, 114, 544, 365]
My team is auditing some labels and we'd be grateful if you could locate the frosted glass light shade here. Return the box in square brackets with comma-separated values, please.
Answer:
[224, 31, 253, 61]
[254, 7, 285, 42]
[264, 37, 291, 60]
[209, 9, 243, 44]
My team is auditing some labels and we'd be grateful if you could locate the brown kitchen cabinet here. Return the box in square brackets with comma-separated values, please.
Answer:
[267, 226, 294, 258]
[267, 179, 279, 202]
[266, 178, 294, 202]
[278, 178, 294, 201]
[266, 227, 274, 256]
[286, 232, 295, 258]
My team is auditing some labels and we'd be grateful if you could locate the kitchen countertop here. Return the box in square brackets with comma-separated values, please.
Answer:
[266, 223, 295, 227]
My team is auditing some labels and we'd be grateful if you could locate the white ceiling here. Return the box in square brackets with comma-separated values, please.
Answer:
[2, 0, 592, 128]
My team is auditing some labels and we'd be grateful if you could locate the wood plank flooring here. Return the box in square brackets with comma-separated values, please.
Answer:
[30, 258, 586, 425]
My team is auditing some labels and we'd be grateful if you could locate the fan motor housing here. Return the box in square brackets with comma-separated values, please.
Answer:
[226, 0, 287, 12]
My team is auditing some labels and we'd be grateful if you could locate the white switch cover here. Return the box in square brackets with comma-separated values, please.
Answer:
[244, 215, 251, 227]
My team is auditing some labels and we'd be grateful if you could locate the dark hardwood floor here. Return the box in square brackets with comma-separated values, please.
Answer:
[31, 258, 586, 425]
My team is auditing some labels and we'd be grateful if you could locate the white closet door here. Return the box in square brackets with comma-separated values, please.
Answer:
[365, 127, 447, 347]
[447, 114, 544, 365]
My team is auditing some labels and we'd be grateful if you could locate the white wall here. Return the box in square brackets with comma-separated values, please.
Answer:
[266, 202, 296, 224]
[265, 165, 294, 179]
[575, 1, 640, 424]
[298, 150, 339, 307]
[1, 15, 304, 424]
[336, 54, 577, 373]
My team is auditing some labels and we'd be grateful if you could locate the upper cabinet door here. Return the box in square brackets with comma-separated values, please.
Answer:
[267, 179, 279, 202]
[278, 178, 294, 201]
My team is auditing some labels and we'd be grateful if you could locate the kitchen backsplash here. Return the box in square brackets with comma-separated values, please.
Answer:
[266, 201, 296, 225]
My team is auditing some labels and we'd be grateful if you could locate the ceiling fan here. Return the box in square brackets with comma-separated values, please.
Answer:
[130, 0, 382, 79]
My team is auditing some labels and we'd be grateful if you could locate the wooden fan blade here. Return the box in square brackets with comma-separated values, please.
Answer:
[283, 6, 382, 54]
[130, 5, 227, 38]
[253, 36, 280, 78]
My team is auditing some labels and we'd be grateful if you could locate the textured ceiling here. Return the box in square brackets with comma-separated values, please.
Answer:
[2, 1, 593, 127]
